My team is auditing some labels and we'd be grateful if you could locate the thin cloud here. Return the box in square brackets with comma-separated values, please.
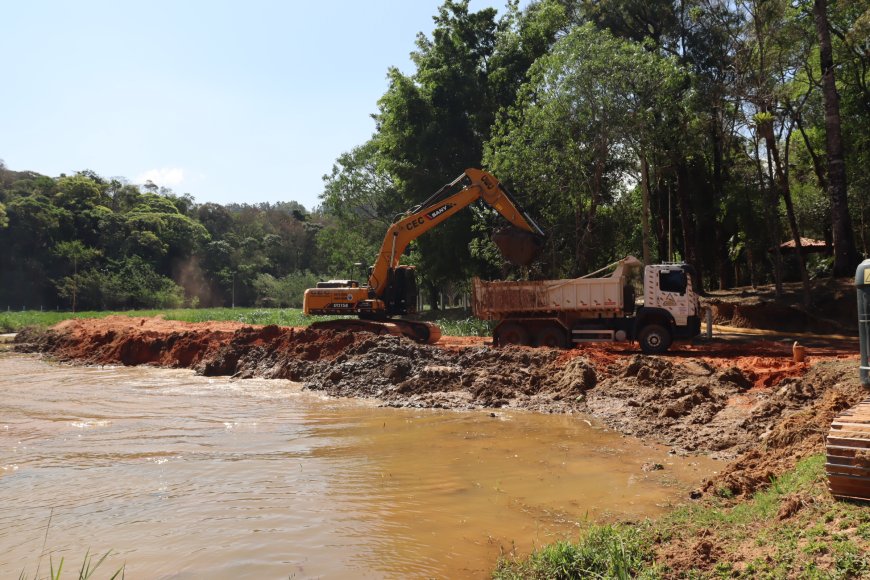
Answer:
[135, 167, 185, 187]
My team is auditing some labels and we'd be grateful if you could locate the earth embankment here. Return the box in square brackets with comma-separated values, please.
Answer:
[14, 316, 866, 494]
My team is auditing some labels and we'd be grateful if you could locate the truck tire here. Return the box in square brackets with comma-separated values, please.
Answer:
[639, 324, 671, 354]
[496, 322, 531, 346]
[537, 325, 567, 348]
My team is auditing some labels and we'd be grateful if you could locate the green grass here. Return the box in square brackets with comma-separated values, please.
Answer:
[0, 307, 494, 336]
[493, 456, 870, 579]
[433, 316, 494, 337]
[0, 308, 327, 332]
[493, 525, 656, 580]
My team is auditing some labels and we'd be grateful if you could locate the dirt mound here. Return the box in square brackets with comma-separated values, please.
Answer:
[707, 300, 822, 332]
[582, 356, 752, 458]
[300, 340, 563, 408]
[704, 277, 859, 335]
[702, 361, 866, 497]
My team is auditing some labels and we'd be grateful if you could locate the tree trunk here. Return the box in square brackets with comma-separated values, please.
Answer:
[710, 110, 730, 289]
[72, 255, 77, 313]
[426, 281, 440, 311]
[640, 154, 652, 265]
[763, 120, 812, 308]
[755, 132, 784, 297]
[795, 112, 828, 193]
[675, 161, 704, 294]
[654, 173, 670, 261]
[814, 0, 860, 276]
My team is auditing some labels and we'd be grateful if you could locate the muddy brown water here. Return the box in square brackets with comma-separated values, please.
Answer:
[1, 354, 716, 578]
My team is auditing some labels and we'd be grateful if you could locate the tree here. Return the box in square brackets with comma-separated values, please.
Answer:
[486, 23, 688, 276]
[739, 0, 813, 305]
[374, 1, 501, 296]
[320, 140, 402, 254]
[54, 240, 101, 311]
[54, 175, 103, 212]
[813, 0, 860, 275]
[124, 193, 210, 274]
[370, 0, 564, 301]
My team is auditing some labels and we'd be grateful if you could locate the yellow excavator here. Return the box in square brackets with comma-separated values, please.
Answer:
[303, 168, 544, 343]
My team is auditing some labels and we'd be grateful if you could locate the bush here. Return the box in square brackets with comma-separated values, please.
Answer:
[253, 271, 321, 308]
[56, 258, 185, 310]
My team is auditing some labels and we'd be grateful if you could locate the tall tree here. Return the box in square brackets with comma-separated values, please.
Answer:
[372, 0, 563, 301]
[486, 23, 688, 276]
[53, 240, 100, 312]
[814, 0, 860, 275]
[740, 0, 813, 305]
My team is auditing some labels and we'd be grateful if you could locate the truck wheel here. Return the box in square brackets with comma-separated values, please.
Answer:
[537, 325, 567, 348]
[639, 324, 671, 354]
[496, 323, 531, 346]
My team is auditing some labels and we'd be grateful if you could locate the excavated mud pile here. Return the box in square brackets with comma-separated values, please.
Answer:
[582, 356, 756, 459]
[15, 317, 866, 484]
[296, 338, 565, 408]
[702, 361, 866, 497]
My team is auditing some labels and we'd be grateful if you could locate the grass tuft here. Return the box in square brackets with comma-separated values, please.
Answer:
[493, 524, 654, 580]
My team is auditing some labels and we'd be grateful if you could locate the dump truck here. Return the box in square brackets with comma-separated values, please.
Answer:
[471, 256, 701, 353]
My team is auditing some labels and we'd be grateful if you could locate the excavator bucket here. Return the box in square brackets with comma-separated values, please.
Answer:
[492, 227, 544, 267]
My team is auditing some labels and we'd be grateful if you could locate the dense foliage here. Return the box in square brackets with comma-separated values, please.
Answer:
[0, 167, 329, 310]
[2, 0, 869, 310]
[325, 0, 870, 302]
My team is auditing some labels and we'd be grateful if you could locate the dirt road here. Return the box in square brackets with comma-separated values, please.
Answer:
[14, 316, 866, 496]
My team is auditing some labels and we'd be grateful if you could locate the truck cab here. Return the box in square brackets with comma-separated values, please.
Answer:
[634, 264, 702, 353]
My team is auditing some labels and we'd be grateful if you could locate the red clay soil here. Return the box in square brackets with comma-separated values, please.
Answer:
[14, 316, 867, 497]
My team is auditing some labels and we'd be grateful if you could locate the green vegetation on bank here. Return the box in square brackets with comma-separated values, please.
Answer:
[0, 307, 494, 337]
[0, 308, 321, 333]
[494, 456, 870, 579]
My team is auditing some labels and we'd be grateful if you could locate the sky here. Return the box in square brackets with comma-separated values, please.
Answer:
[1, 0, 527, 211]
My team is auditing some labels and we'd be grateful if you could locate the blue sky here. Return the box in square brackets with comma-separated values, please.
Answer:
[1, 1, 526, 210]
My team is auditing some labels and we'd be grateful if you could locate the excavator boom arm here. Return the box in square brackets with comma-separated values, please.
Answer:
[367, 168, 542, 295]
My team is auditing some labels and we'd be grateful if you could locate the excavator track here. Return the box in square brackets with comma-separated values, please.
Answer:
[826, 398, 870, 502]
[308, 319, 441, 344]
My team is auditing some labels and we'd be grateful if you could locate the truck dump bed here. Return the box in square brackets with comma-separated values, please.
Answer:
[472, 275, 627, 319]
